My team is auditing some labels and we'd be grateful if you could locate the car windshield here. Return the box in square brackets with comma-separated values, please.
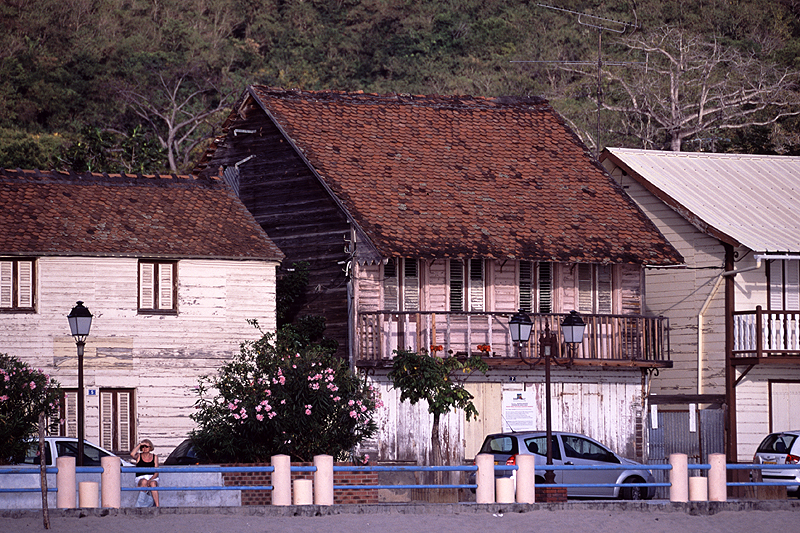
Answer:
[561, 435, 620, 463]
[757, 433, 798, 454]
[480, 435, 519, 455]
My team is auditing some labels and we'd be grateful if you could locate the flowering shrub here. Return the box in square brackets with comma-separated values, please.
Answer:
[190, 324, 380, 463]
[0, 353, 61, 464]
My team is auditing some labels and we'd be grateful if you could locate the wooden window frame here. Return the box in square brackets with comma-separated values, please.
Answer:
[138, 260, 178, 314]
[0, 258, 36, 313]
[449, 259, 485, 312]
[100, 389, 135, 455]
[768, 259, 800, 311]
[577, 264, 614, 314]
[519, 261, 553, 313]
[383, 258, 420, 311]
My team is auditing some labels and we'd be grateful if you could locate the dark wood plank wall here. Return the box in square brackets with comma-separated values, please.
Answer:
[207, 107, 353, 360]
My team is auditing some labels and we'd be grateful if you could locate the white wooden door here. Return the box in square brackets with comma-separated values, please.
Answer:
[772, 382, 800, 433]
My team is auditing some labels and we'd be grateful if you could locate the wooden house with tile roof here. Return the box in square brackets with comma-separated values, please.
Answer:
[197, 87, 682, 468]
[0, 168, 283, 455]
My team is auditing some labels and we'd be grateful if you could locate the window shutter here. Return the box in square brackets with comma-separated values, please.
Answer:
[469, 259, 484, 311]
[118, 392, 131, 453]
[597, 265, 613, 314]
[449, 260, 464, 311]
[384, 259, 398, 311]
[403, 259, 420, 311]
[0, 261, 11, 308]
[538, 262, 552, 313]
[519, 261, 533, 312]
[17, 260, 33, 307]
[62, 392, 78, 438]
[100, 392, 114, 450]
[787, 261, 800, 311]
[140, 263, 155, 309]
[578, 264, 593, 313]
[158, 263, 173, 309]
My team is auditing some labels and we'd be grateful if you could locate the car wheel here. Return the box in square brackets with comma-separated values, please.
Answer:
[620, 477, 645, 500]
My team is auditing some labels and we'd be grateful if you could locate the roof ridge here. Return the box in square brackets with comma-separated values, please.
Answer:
[0, 168, 224, 186]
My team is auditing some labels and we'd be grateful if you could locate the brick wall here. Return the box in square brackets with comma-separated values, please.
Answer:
[221, 462, 378, 505]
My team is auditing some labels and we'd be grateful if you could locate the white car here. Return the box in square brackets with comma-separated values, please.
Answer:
[753, 431, 800, 495]
[21, 437, 132, 467]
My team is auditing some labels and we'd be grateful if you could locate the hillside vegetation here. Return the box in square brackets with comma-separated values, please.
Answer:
[2, 0, 799, 173]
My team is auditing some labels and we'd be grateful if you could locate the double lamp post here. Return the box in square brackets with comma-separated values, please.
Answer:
[508, 309, 586, 484]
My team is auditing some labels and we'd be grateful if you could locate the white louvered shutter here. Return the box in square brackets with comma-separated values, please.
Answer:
[0, 261, 12, 308]
[100, 391, 114, 450]
[384, 259, 398, 311]
[469, 259, 484, 311]
[403, 259, 420, 311]
[578, 264, 593, 313]
[63, 392, 78, 438]
[158, 263, 173, 309]
[786, 261, 800, 311]
[17, 260, 33, 307]
[597, 265, 613, 314]
[118, 392, 131, 453]
[140, 263, 155, 309]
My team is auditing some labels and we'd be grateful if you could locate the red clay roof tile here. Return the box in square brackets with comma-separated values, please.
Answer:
[0, 168, 283, 259]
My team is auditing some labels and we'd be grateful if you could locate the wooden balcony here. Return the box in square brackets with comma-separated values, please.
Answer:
[733, 306, 800, 365]
[355, 311, 671, 369]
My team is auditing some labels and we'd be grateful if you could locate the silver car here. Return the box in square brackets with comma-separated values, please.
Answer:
[475, 431, 655, 499]
[753, 431, 800, 495]
[21, 437, 132, 467]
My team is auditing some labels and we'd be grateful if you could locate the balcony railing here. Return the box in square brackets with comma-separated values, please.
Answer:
[733, 306, 800, 359]
[355, 311, 670, 367]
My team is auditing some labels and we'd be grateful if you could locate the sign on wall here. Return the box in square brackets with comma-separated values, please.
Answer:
[502, 387, 538, 432]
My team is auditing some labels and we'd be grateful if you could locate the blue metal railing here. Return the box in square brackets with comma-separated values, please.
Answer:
[2, 462, 799, 497]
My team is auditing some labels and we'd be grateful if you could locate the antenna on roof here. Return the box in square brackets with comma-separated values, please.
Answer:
[512, 4, 640, 157]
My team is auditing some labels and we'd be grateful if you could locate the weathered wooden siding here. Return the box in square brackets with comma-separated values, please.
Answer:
[208, 108, 352, 359]
[608, 167, 727, 396]
[0, 256, 278, 454]
[368, 368, 645, 464]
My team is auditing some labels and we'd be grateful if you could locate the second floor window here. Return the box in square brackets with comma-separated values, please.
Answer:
[139, 261, 177, 312]
[0, 258, 35, 311]
[383, 258, 419, 311]
[450, 259, 485, 312]
[519, 261, 552, 313]
[769, 259, 800, 311]
[578, 264, 613, 314]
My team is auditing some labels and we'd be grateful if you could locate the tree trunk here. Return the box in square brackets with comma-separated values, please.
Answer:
[39, 413, 50, 530]
[431, 413, 443, 486]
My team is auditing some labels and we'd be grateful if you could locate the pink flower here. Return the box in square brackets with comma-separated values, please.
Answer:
[256, 414, 264, 421]
[349, 410, 357, 418]
[305, 409, 312, 415]
[348, 399, 355, 406]
[333, 396, 341, 402]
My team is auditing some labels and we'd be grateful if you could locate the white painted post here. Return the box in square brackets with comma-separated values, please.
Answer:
[78, 481, 99, 508]
[56, 456, 76, 509]
[293, 479, 313, 505]
[313, 455, 334, 506]
[271, 454, 291, 506]
[689, 476, 708, 501]
[475, 453, 495, 504]
[100, 456, 121, 508]
[495, 477, 515, 503]
[669, 453, 689, 502]
[515, 454, 535, 504]
[708, 453, 727, 502]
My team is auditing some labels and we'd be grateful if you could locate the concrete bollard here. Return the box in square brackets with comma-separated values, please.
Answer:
[495, 477, 515, 503]
[271, 454, 291, 506]
[515, 454, 536, 504]
[101, 456, 121, 508]
[708, 453, 727, 502]
[475, 454, 495, 504]
[313, 455, 334, 506]
[669, 453, 689, 502]
[293, 479, 313, 505]
[78, 481, 99, 508]
[689, 476, 708, 502]
[56, 456, 76, 509]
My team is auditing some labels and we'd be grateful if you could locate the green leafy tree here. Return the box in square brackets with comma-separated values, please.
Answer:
[0, 354, 61, 465]
[190, 323, 378, 463]
[388, 348, 488, 466]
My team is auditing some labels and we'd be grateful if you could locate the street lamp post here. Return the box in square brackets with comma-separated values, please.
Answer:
[67, 301, 93, 467]
[509, 309, 587, 484]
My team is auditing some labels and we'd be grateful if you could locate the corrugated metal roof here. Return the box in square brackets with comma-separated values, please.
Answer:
[603, 148, 800, 253]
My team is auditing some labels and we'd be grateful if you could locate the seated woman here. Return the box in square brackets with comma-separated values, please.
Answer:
[131, 439, 159, 507]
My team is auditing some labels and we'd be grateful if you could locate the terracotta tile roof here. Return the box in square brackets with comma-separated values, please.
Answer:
[0, 168, 283, 259]
[232, 87, 681, 265]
